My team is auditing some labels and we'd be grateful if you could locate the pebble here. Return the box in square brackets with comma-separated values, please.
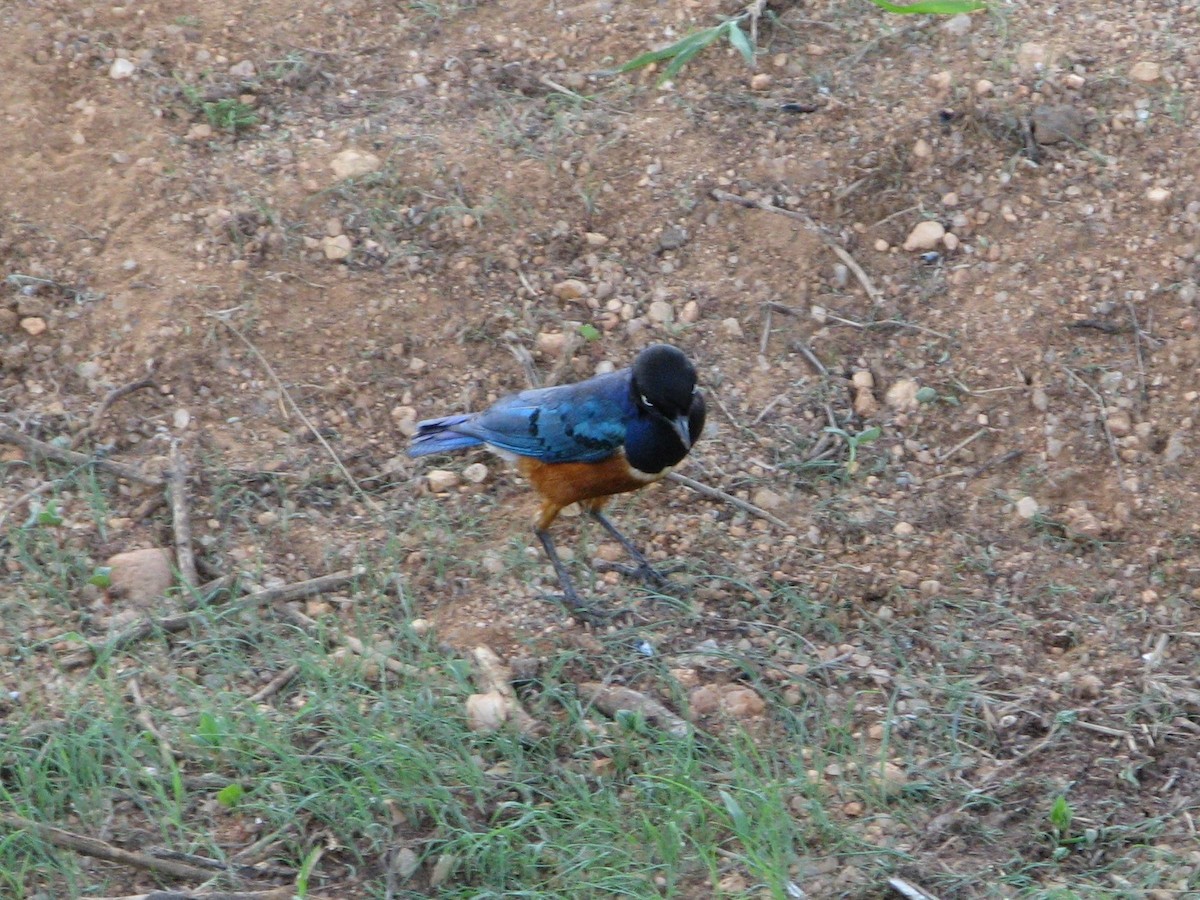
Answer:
[975, 78, 994, 96]
[892, 522, 915, 537]
[902, 220, 945, 251]
[885, 379, 920, 411]
[941, 13, 972, 37]
[536, 331, 567, 356]
[552, 279, 587, 300]
[1146, 187, 1171, 206]
[330, 148, 383, 180]
[1016, 496, 1039, 518]
[657, 225, 688, 251]
[647, 300, 674, 324]
[1016, 42, 1047, 76]
[752, 488, 783, 510]
[322, 234, 352, 260]
[409, 618, 432, 636]
[1130, 61, 1161, 83]
[942, 232, 959, 251]
[750, 73, 772, 92]
[109, 57, 136, 79]
[583, 232, 608, 246]
[462, 462, 489, 484]
[720, 687, 765, 719]
[466, 691, 511, 732]
[1031, 104, 1087, 144]
[229, 59, 256, 79]
[19, 317, 47, 336]
[426, 469, 461, 492]
[106, 548, 174, 605]
[720, 317, 744, 338]
[680, 300, 700, 323]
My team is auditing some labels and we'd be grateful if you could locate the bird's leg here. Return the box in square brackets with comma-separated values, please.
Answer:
[535, 528, 613, 620]
[588, 509, 678, 587]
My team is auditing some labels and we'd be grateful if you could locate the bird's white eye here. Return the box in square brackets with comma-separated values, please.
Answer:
[640, 393, 655, 408]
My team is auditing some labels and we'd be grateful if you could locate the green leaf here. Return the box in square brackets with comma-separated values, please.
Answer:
[616, 26, 723, 74]
[915, 386, 939, 404]
[659, 40, 712, 83]
[36, 502, 64, 527]
[216, 783, 245, 807]
[725, 22, 755, 65]
[578, 323, 601, 342]
[865, 0, 986, 13]
[719, 790, 749, 832]
[197, 711, 222, 748]
[1049, 795, 1073, 832]
[89, 567, 113, 588]
[856, 426, 882, 444]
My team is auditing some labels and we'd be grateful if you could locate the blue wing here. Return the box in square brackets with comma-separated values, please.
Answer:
[408, 371, 633, 463]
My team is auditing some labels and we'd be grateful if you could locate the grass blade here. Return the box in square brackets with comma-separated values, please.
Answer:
[725, 22, 755, 65]
[616, 26, 723, 73]
[865, 0, 986, 13]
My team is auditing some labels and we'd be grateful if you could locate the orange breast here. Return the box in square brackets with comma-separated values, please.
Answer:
[518, 454, 665, 529]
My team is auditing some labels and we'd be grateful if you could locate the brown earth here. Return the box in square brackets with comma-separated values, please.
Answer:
[3, 0, 1200, 896]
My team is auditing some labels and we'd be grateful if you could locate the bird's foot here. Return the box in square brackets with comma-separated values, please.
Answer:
[594, 559, 686, 588]
[540, 589, 620, 624]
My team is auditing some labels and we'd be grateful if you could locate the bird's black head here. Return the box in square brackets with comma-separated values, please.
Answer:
[631, 344, 702, 452]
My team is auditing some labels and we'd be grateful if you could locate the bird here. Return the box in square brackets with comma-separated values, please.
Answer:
[408, 343, 706, 613]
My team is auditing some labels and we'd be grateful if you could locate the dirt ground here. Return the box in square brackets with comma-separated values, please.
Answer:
[3, 0, 1200, 896]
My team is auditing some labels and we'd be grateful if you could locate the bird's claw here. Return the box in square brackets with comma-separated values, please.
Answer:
[593, 560, 685, 588]
[540, 591, 620, 623]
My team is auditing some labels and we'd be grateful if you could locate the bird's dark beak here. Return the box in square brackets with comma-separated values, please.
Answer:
[671, 413, 692, 450]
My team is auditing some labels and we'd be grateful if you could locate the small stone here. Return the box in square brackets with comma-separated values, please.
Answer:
[975, 78, 995, 96]
[903, 220, 945, 252]
[330, 148, 383, 180]
[942, 232, 960, 251]
[919, 579, 941, 597]
[750, 72, 772, 91]
[1016, 42, 1047, 76]
[873, 238, 889, 252]
[941, 13, 972, 37]
[647, 300, 674, 324]
[1016, 496, 1039, 519]
[186, 122, 213, 140]
[535, 331, 567, 356]
[19, 317, 47, 336]
[1064, 73, 1086, 90]
[657, 225, 688, 251]
[851, 370, 875, 390]
[1031, 387, 1049, 412]
[892, 522, 915, 537]
[583, 232, 609, 246]
[680, 300, 700, 323]
[1031, 104, 1087, 144]
[752, 488, 783, 510]
[1129, 60, 1161, 83]
[1106, 410, 1132, 437]
[322, 234, 352, 260]
[109, 57, 136, 79]
[912, 138, 932, 159]
[466, 692, 510, 731]
[229, 59, 256, 79]
[721, 687, 765, 719]
[927, 70, 952, 93]
[1163, 430, 1187, 463]
[552, 279, 587, 301]
[462, 462, 489, 484]
[426, 469, 461, 492]
[1146, 187, 1171, 206]
[392, 847, 419, 881]
[688, 684, 722, 716]
[106, 548, 174, 605]
[409, 618, 432, 636]
[885, 379, 920, 411]
[720, 317, 744, 338]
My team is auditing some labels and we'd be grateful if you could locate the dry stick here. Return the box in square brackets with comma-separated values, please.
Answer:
[71, 377, 157, 449]
[746, 0, 767, 56]
[61, 572, 355, 670]
[936, 427, 991, 463]
[1126, 300, 1149, 402]
[211, 317, 382, 514]
[887, 877, 943, 900]
[790, 338, 829, 377]
[710, 189, 883, 305]
[666, 472, 790, 531]
[0, 812, 216, 881]
[274, 604, 421, 677]
[1060, 365, 1127, 488]
[168, 440, 199, 591]
[469, 646, 546, 738]
[247, 664, 301, 704]
[0, 424, 164, 486]
[128, 676, 178, 767]
[144, 850, 294, 883]
[577, 682, 690, 737]
[759, 303, 773, 356]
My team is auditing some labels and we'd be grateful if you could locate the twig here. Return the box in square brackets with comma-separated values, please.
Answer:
[209, 316, 381, 513]
[0, 424, 163, 486]
[752, 394, 787, 426]
[506, 341, 542, 389]
[577, 682, 690, 737]
[274, 603, 421, 677]
[888, 876, 943, 900]
[1060, 365, 1127, 488]
[468, 646, 546, 738]
[936, 427, 991, 463]
[746, 0, 767, 56]
[759, 303, 773, 356]
[71, 377, 157, 449]
[0, 812, 217, 881]
[822, 311, 954, 341]
[706, 387, 745, 430]
[666, 472, 790, 531]
[127, 676, 178, 767]
[710, 189, 883, 305]
[168, 440, 199, 591]
[61, 572, 355, 670]
[247, 664, 301, 703]
[142, 849, 294, 882]
[790, 339, 828, 377]
[1125, 300, 1148, 402]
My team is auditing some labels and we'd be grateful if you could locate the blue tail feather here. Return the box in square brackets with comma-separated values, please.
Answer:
[408, 415, 484, 457]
